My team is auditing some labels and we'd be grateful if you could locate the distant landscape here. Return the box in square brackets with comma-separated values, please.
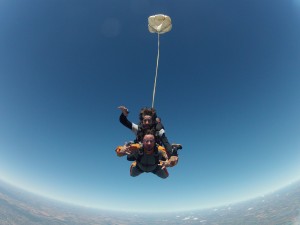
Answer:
[0, 179, 300, 225]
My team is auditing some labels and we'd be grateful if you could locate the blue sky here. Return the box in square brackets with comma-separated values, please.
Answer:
[0, 0, 300, 212]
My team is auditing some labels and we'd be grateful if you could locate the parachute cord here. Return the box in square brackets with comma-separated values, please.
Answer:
[152, 32, 160, 108]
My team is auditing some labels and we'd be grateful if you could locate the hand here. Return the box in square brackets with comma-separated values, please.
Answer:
[159, 156, 178, 169]
[118, 106, 129, 116]
[120, 144, 133, 155]
[159, 160, 171, 170]
[169, 156, 179, 167]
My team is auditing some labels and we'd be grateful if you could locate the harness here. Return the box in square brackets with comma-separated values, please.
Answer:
[135, 124, 162, 145]
[136, 145, 161, 173]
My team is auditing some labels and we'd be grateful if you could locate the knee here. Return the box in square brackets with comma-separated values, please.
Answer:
[162, 173, 169, 179]
[130, 164, 142, 177]
[130, 171, 139, 177]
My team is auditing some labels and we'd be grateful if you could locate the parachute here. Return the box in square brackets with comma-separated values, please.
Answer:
[148, 14, 172, 34]
[115, 15, 181, 178]
[148, 14, 172, 108]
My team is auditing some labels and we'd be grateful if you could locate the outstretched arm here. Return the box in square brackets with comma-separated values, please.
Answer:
[159, 153, 178, 169]
[119, 113, 133, 130]
[118, 106, 139, 134]
[118, 106, 132, 129]
[160, 156, 178, 169]
[115, 143, 141, 157]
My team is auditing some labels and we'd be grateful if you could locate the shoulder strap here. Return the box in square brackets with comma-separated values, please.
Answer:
[154, 145, 159, 164]
[136, 145, 144, 163]
[136, 145, 160, 165]
[135, 125, 143, 142]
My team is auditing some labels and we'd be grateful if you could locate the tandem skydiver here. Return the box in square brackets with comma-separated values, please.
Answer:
[116, 130, 174, 178]
[117, 105, 182, 166]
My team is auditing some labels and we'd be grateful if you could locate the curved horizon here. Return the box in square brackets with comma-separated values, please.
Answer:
[1, 175, 300, 213]
[0, 0, 300, 213]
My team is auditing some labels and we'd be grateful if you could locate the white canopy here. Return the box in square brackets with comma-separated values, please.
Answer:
[148, 14, 172, 34]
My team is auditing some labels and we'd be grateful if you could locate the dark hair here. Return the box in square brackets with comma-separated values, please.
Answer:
[139, 107, 157, 122]
[137, 128, 156, 143]
[144, 129, 156, 136]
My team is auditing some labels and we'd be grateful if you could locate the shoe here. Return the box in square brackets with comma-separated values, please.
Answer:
[170, 144, 182, 156]
[171, 144, 182, 150]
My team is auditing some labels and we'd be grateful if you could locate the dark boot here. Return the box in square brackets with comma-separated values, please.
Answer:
[171, 144, 182, 156]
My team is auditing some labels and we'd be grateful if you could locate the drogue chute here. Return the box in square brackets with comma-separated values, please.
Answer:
[148, 14, 172, 108]
[148, 14, 172, 34]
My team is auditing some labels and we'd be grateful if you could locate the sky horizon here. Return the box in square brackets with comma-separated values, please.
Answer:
[0, 0, 300, 212]
[1, 176, 300, 213]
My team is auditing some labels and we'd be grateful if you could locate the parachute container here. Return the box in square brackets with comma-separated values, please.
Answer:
[148, 14, 172, 34]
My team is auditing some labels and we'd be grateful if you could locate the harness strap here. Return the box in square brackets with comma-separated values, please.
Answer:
[136, 146, 160, 171]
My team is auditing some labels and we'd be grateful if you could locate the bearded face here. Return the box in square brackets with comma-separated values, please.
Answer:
[142, 115, 153, 129]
